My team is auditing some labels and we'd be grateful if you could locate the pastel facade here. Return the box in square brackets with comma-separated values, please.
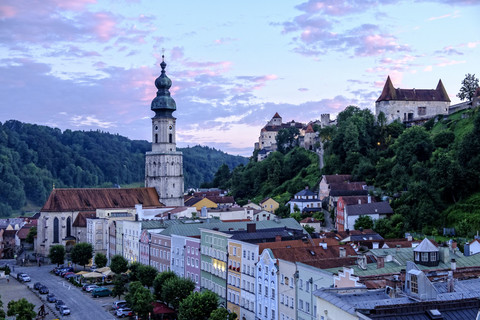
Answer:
[151, 233, 171, 272]
[238, 241, 258, 320]
[289, 187, 322, 213]
[171, 234, 186, 278]
[256, 249, 279, 320]
[227, 241, 242, 316]
[185, 237, 201, 291]
[296, 263, 333, 320]
[260, 198, 279, 213]
[278, 259, 297, 320]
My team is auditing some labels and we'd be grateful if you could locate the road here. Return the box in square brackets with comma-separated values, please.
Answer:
[10, 265, 118, 320]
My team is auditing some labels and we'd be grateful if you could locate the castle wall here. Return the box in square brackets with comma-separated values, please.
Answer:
[376, 100, 449, 123]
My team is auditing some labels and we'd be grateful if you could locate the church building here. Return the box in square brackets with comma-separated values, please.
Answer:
[145, 56, 184, 206]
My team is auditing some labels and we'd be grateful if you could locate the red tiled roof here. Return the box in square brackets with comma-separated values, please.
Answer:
[305, 124, 314, 133]
[152, 302, 175, 314]
[269, 245, 357, 266]
[323, 175, 352, 184]
[258, 238, 339, 252]
[16, 227, 31, 240]
[300, 217, 322, 224]
[339, 196, 373, 206]
[72, 211, 96, 227]
[184, 197, 203, 206]
[42, 188, 162, 212]
[207, 196, 234, 204]
[273, 112, 281, 118]
[376, 76, 450, 102]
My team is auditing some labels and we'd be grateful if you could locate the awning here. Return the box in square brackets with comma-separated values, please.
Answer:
[75, 271, 89, 275]
[96, 267, 111, 273]
[82, 272, 103, 278]
[152, 302, 175, 314]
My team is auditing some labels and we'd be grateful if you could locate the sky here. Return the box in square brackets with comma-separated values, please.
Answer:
[0, 0, 479, 156]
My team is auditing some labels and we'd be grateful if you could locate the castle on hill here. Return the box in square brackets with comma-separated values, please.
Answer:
[254, 112, 334, 161]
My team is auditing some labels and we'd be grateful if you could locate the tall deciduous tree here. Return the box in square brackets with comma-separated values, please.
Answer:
[153, 271, 177, 300]
[354, 215, 374, 230]
[131, 286, 154, 319]
[112, 275, 128, 299]
[138, 265, 158, 288]
[7, 298, 36, 320]
[109, 255, 128, 274]
[178, 290, 219, 320]
[210, 308, 238, 320]
[25, 227, 36, 244]
[70, 242, 93, 269]
[0, 295, 6, 319]
[162, 277, 196, 310]
[276, 127, 300, 154]
[457, 73, 479, 101]
[48, 245, 65, 266]
[94, 252, 107, 268]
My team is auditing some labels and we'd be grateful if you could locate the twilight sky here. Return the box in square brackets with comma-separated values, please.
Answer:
[0, 0, 479, 156]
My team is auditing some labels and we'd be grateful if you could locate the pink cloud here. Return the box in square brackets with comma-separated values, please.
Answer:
[0, 5, 17, 18]
[52, 0, 96, 10]
[428, 10, 459, 21]
[93, 12, 117, 41]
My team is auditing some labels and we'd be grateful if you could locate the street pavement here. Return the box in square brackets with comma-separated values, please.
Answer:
[3, 264, 118, 320]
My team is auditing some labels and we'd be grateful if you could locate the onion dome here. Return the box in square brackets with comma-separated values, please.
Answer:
[151, 55, 176, 117]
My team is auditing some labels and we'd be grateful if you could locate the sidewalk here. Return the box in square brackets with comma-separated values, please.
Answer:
[0, 276, 57, 320]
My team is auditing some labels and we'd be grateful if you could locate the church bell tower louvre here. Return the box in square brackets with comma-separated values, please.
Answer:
[145, 55, 184, 206]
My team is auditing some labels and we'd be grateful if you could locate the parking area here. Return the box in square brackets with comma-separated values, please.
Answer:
[5, 264, 120, 320]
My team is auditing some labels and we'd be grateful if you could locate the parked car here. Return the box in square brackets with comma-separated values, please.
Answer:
[116, 307, 133, 318]
[59, 305, 71, 315]
[34, 282, 43, 290]
[60, 268, 74, 276]
[112, 300, 127, 310]
[39, 286, 49, 294]
[46, 294, 57, 303]
[55, 300, 65, 310]
[64, 273, 76, 279]
[83, 284, 99, 292]
[17, 273, 31, 282]
[92, 287, 112, 298]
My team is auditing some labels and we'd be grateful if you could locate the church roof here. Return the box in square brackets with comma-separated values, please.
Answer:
[413, 238, 439, 252]
[151, 55, 176, 117]
[42, 188, 162, 212]
[305, 124, 314, 133]
[273, 112, 281, 118]
[376, 76, 450, 103]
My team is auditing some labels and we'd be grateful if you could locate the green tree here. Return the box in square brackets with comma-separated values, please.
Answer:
[109, 254, 128, 274]
[7, 298, 36, 320]
[457, 73, 479, 101]
[94, 252, 107, 268]
[48, 244, 65, 266]
[0, 295, 6, 319]
[212, 163, 231, 189]
[276, 127, 299, 154]
[209, 308, 238, 320]
[70, 242, 93, 269]
[162, 277, 196, 310]
[125, 281, 143, 307]
[354, 215, 374, 230]
[178, 290, 219, 320]
[153, 271, 177, 300]
[131, 286, 154, 319]
[138, 264, 158, 288]
[25, 227, 37, 244]
[128, 261, 142, 282]
[303, 224, 315, 234]
[112, 275, 128, 299]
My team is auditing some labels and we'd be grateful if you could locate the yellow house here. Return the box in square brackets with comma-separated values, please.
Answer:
[184, 196, 217, 211]
[259, 197, 279, 213]
[227, 241, 242, 317]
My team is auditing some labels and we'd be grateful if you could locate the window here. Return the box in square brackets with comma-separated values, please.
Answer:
[299, 299, 304, 310]
[418, 106, 426, 116]
[243, 250, 246, 258]
[53, 217, 59, 243]
[169, 133, 172, 143]
[306, 281, 310, 292]
[66, 217, 71, 237]
[410, 274, 418, 294]
[421, 252, 429, 262]
[306, 302, 310, 313]
[299, 279, 303, 289]
[258, 284, 262, 294]
[431, 252, 437, 261]
[271, 288, 275, 299]
[281, 274, 284, 284]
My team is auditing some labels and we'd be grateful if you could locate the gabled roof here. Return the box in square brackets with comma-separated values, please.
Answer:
[273, 112, 281, 118]
[72, 211, 96, 227]
[323, 174, 352, 184]
[42, 188, 162, 212]
[207, 196, 234, 204]
[269, 245, 357, 266]
[345, 202, 393, 216]
[376, 76, 450, 103]
[259, 197, 277, 205]
[16, 226, 31, 240]
[414, 238, 439, 252]
[295, 188, 317, 197]
[300, 217, 322, 224]
[339, 196, 373, 206]
[184, 197, 203, 206]
[305, 124, 314, 133]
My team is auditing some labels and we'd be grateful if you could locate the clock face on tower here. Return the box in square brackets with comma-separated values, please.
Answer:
[169, 125, 173, 131]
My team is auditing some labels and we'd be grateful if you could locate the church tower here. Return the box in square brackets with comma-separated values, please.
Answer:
[145, 56, 184, 206]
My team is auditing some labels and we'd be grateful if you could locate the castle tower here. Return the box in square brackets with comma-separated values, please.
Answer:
[145, 56, 184, 206]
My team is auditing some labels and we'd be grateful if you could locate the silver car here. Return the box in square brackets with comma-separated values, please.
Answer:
[59, 305, 71, 315]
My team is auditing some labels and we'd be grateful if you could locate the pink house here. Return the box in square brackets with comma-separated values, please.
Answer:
[151, 233, 171, 272]
[185, 236, 201, 291]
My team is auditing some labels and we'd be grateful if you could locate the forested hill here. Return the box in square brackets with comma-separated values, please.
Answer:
[0, 120, 248, 216]
[213, 106, 480, 237]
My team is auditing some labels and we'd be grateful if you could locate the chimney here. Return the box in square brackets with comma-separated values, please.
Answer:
[339, 247, 346, 258]
[168, 213, 171, 220]
[358, 199, 361, 205]
[247, 223, 256, 233]
[320, 241, 327, 250]
[447, 270, 454, 292]
[368, 195, 371, 204]
[377, 256, 385, 269]
[451, 258, 456, 271]
[275, 235, 282, 242]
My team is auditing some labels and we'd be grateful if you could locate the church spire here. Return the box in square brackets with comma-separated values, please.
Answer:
[151, 55, 176, 118]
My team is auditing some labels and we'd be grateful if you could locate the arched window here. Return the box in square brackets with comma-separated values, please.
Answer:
[66, 217, 71, 237]
[155, 134, 158, 143]
[169, 133, 172, 143]
[53, 217, 59, 243]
